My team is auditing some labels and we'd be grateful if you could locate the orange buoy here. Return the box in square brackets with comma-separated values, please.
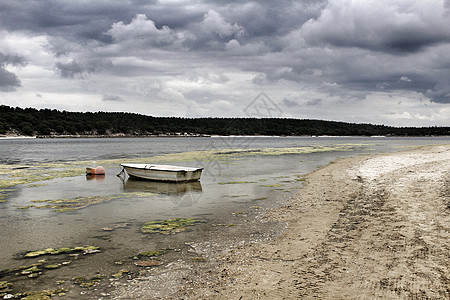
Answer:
[86, 166, 106, 175]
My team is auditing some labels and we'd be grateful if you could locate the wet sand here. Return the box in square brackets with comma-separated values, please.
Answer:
[110, 145, 449, 299]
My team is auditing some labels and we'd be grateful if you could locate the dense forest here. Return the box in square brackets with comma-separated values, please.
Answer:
[0, 105, 448, 137]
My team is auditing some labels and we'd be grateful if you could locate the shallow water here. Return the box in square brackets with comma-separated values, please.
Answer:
[0, 136, 448, 297]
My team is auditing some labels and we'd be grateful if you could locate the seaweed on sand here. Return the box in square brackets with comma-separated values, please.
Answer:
[24, 246, 100, 258]
[141, 218, 206, 235]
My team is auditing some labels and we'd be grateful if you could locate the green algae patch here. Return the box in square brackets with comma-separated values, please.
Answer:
[138, 250, 166, 257]
[24, 245, 100, 258]
[0, 188, 17, 203]
[261, 184, 284, 187]
[21, 266, 41, 275]
[27, 183, 48, 188]
[44, 265, 60, 269]
[1, 262, 47, 278]
[0, 164, 85, 190]
[112, 269, 130, 279]
[0, 280, 12, 296]
[0, 281, 12, 289]
[18, 193, 155, 212]
[29, 195, 122, 212]
[73, 274, 107, 288]
[19, 288, 68, 300]
[141, 218, 206, 235]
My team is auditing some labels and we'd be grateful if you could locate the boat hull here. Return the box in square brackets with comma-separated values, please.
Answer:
[120, 164, 203, 182]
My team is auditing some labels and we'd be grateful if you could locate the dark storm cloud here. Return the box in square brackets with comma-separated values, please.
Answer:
[0, 53, 27, 66]
[55, 59, 112, 78]
[213, 0, 325, 38]
[301, 1, 450, 54]
[55, 61, 84, 78]
[0, 0, 150, 42]
[240, 0, 450, 105]
[0, 0, 323, 54]
[0, 52, 26, 91]
[0, 69, 21, 91]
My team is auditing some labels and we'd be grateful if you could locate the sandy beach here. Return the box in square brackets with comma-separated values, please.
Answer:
[110, 144, 449, 299]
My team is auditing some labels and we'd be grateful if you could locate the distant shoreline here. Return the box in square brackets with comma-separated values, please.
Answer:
[2, 105, 449, 138]
[1, 134, 450, 139]
[0, 133, 212, 139]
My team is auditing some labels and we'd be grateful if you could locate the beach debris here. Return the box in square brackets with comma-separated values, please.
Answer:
[83, 248, 101, 255]
[112, 270, 129, 279]
[190, 257, 207, 262]
[140, 218, 206, 235]
[231, 212, 245, 215]
[135, 260, 163, 267]
[28, 273, 40, 278]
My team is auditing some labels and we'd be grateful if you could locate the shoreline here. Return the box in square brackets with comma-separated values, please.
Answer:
[109, 144, 450, 299]
[1, 134, 449, 140]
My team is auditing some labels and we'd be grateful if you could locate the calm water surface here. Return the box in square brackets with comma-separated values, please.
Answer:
[0, 136, 448, 297]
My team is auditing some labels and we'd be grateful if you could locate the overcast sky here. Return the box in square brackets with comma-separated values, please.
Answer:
[1, 0, 450, 126]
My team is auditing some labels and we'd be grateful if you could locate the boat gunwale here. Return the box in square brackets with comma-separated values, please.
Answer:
[120, 163, 204, 173]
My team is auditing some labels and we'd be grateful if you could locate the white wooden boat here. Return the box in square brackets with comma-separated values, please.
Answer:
[120, 163, 203, 182]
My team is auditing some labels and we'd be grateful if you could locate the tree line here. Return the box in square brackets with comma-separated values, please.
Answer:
[0, 105, 448, 137]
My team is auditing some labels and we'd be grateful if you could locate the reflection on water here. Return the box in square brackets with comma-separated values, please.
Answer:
[85, 174, 106, 182]
[122, 177, 202, 195]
